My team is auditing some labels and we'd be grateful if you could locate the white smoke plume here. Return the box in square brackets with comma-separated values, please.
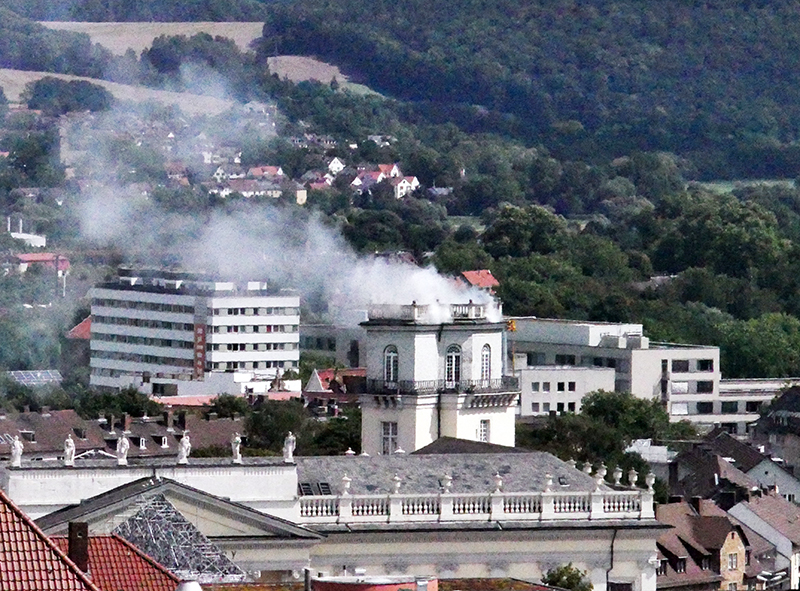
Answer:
[78, 193, 494, 324]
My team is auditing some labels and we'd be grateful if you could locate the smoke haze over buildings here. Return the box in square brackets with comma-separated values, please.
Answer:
[79, 191, 491, 324]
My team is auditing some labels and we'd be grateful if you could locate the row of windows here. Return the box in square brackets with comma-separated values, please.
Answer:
[93, 298, 195, 314]
[93, 333, 194, 349]
[527, 352, 618, 369]
[211, 360, 298, 370]
[695, 401, 763, 414]
[384, 344, 491, 383]
[531, 381, 577, 393]
[212, 307, 299, 316]
[92, 350, 194, 368]
[211, 324, 298, 334]
[667, 359, 714, 373]
[531, 402, 576, 413]
[94, 315, 194, 331]
[207, 342, 298, 352]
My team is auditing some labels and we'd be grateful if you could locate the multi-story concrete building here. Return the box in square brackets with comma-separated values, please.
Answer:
[508, 318, 730, 430]
[516, 365, 616, 417]
[359, 301, 520, 454]
[89, 267, 299, 396]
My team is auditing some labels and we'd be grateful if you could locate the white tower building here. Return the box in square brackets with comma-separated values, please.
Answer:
[360, 301, 520, 455]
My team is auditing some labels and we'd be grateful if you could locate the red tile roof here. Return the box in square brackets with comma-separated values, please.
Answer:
[16, 253, 70, 271]
[52, 534, 179, 591]
[461, 270, 499, 289]
[67, 316, 92, 340]
[0, 488, 100, 590]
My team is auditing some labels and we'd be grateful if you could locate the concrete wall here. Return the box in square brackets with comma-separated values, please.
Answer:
[517, 366, 615, 417]
[1, 462, 298, 520]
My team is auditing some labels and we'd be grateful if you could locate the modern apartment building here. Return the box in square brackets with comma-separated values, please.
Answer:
[516, 365, 615, 418]
[508, 318, 731, 429]
[89, 267, 299, 396]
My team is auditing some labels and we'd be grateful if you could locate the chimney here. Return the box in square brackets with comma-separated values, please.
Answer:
[68, 522, 89, 573]
[690, 496, 703, 513]
[176, 411, 187, 431]
[123, 413, 131, 433]
[18, 219, 22, 233]
[6, 216, 9, 233]
[106, 414, 116, 434]
[40, 406, 50, 416]
[163, 410, 174, 432]
[207, 412, 218, 421]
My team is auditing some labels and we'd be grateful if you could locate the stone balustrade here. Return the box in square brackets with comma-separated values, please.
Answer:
[299, 489, 654, 524]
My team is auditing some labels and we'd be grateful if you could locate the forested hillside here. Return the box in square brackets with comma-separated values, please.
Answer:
[260, 0, 800, 179]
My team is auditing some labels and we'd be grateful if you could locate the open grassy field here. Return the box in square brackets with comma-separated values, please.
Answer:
[40, 22, 379, 95]
[0, 68, 235, 115]
[40, 21, 265, 54]
[695, 179, 796, 194]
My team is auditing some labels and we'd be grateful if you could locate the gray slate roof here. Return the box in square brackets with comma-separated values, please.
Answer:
[296, 452, 600, 495]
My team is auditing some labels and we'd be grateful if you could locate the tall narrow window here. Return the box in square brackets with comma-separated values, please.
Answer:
[381, 421, 398, 455]
[445, 345, 461, 387]
[384, 346, 398, 385]
[479, 419, 490, 442]
[481, 345, 491, 382]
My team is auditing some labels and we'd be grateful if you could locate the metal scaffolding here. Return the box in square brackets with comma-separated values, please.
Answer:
[113, 493, 246, 583]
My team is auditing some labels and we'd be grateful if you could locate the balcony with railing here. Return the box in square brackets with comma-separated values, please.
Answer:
[366, 302, 492, 324]
[299, 488, 654, 525]
[366, 376, 520, 395]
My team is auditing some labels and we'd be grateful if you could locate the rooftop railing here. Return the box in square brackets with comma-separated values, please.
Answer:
[366, 376, 519, 395]
[299, 489, 654, 524]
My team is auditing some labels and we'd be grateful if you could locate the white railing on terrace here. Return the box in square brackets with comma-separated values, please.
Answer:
[298, 489, 654, 524]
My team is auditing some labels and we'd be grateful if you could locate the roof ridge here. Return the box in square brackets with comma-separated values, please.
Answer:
[109, 533, 182, 583]
[0, 488, 102, 591]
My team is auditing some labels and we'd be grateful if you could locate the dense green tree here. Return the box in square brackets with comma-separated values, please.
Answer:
[542, 564, 593, 591]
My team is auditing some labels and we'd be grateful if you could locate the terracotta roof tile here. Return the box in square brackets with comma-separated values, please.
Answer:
[52, 534, 179, 591]
[461, 270, 499, 289]
[0, 488, 99, 590]
[67, 316, 92, 340]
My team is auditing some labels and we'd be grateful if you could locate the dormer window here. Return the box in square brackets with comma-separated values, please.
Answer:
[676, 559, 686, 574]
[139, 437, 147, 450]
[657, 560, 667, 576]
[20, 431, 35, 443]
[160, 436, 169, 448]
[384, 346, 398, 385]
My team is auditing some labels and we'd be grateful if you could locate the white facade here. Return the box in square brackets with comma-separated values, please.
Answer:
[509, 318, 726, 429]
[360, 302, 519, 455]
[6, 454, 661, 591]
[90, 269, 299, 396]
[515, 365, 615, 417]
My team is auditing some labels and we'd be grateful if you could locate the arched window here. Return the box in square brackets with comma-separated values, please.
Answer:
[481, 344, 491, 382]
[445, 345, 461, 387]
[384, 345, 398, 385]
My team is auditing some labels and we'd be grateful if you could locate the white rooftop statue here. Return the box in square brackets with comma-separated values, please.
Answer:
[63, 434, 75, 467]
[177, 434, 191, 464]
[231, 432, 242, 464]
[283, 432, 296, 463]
[116, 434, 130, 466]
[10, 435, 22, 467]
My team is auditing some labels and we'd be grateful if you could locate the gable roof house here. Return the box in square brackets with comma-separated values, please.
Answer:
[51, 531, 180, 591]
[655, 500, 748, 591]
[0, 488, 100, 590]
[728, 493, 800, 589]
[692, 430, 800, 505]
[38, 477, 322, 581]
